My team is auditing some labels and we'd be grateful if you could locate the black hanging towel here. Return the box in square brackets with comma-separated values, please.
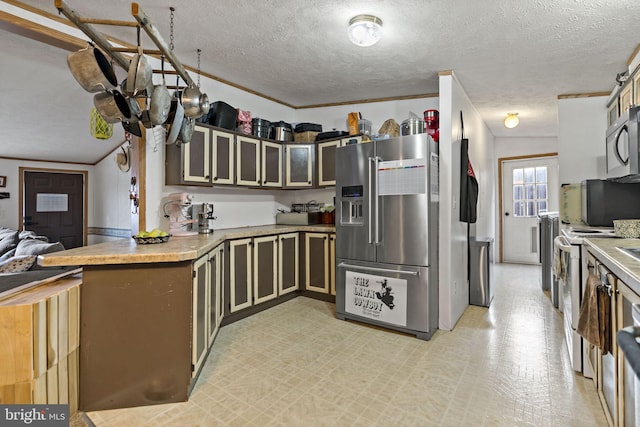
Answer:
[459, 112, 478, 223]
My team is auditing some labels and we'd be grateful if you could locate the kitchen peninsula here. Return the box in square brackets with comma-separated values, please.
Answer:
[38, 224, 335, 412]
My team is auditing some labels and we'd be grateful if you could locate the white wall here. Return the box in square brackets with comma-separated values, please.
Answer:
[557, 96, 608, 184]
[438, 72, 495, 331]
[494, 137, 557, 160]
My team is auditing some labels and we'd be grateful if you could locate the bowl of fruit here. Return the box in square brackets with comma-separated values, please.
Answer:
[133, 229, 171, 244]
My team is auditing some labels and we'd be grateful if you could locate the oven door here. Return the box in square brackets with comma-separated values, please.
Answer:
[554, 235, 582, 372]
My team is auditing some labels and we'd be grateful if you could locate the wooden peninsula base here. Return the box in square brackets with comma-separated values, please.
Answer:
[80, 262, 192, 411]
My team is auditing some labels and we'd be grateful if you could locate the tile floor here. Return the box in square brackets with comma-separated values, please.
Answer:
[77, 263, 608, 426]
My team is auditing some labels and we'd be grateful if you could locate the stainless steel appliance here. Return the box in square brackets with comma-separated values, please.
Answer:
[190, 202, 215, 233]
[606, 105, 640, 182]
[538, 212, 559, 307]
[335, 134, 439, 340]
[469, 237, 493, 307]
[554, 225, 615, 379]
[617, 303, 640, 427]
[581, 179, 640, 226]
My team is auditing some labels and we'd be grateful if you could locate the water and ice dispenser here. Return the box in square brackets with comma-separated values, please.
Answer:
[340, 185, 364, 225]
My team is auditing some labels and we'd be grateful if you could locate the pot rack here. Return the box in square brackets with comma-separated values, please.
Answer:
[54, 0, 196, 88]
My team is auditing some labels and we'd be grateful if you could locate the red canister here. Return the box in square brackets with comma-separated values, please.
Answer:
[424, 109, 439, 129]
[424, 109, 439, 142]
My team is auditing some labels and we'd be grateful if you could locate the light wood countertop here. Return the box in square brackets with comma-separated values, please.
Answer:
[38, 224, 335, 267]
[584, 237, 640, 295]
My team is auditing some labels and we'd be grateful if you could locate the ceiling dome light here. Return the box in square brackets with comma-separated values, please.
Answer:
[504, 113, 519, 129]
[348, 15, 383, 47]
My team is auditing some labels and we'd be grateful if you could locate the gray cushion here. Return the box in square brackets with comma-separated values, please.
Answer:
[0, 248, 16, 262]
[15, 239, 65, 271]
[0, 231, 19, 256]
[18, 230, 47, 241]
[15, 238, 65, 257]
[0, 227, 16, 239]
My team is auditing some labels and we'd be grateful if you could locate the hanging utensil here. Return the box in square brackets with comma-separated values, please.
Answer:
[149, 56, 171, 125]
[125, 27, 152, 96]
[178, 116, 195, 144]
[93, 90, 131, 123]
[67, 44, 118, 93]
[165, 97, 184, 145]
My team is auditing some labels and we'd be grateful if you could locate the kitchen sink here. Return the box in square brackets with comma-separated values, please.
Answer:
[616, 247, 640, 262]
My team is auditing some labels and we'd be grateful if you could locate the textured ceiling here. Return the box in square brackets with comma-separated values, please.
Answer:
[1, 0, 639, 163]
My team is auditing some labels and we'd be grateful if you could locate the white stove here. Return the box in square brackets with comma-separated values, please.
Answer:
[554, 224, 614, 379]
[560, 225, 615, 244]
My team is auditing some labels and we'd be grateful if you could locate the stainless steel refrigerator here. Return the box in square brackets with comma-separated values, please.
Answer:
[335, 134, 439, 340]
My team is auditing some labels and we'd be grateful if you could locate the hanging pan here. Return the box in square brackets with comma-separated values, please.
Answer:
[149, 56, 171, 125]
[67, 44, 117, 93]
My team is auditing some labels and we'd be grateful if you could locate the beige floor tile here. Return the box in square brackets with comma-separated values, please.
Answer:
[82, 263, 608, 426]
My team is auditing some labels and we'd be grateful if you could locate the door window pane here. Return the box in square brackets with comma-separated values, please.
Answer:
[512, 166, 548, 217]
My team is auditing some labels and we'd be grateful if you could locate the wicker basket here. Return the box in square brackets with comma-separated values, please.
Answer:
[294, 131, 319, 143]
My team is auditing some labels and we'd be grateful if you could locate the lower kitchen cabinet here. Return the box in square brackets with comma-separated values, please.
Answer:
[192, 255, 209, 377]
[303, 233, 330, 294]
[279, 233, 299, 295]
[615, 279, 640, 426]
[253, 235, 278, 304]
[229, 238, 252, 313]
[208, 243, 224, 346]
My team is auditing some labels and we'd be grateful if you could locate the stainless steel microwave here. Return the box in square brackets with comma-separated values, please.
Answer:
[606, 105, 640, 182]
[581, 179, 640, 226]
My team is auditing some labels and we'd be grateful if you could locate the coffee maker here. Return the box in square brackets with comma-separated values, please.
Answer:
[190, 203, 216, 233]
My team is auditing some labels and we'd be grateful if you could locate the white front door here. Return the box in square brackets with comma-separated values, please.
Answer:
[502, 157, 558, 264]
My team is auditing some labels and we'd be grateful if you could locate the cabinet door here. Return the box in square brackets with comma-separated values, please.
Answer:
[253, 235, 278, 304]
[212, 130, 235, 185]
[236, 135, 261, 186]
[318, 140, 339, 186]
[184, 126, 211, 183]
[279, 233, 299, 295]
[261, 141, 282, 187]
[635, 72, 640, 106]
[329, 233, 336, 296]
[284, 144, 314, 187]
[229, 238, 252, 312]
[304, 233, 329, 294]
[192, 255, 209, 377]
[207, 244, 223, 346]
[616, 280, 640, 427]
[620, 84, 633, 114]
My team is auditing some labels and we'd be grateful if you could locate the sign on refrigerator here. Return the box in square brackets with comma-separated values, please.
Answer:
[344, 271, 407, 327]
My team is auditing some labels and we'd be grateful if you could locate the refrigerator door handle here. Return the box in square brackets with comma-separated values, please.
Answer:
[338, 262, 419, 277]
[368, 157, 374, 244]
[374, 156, 381, 244]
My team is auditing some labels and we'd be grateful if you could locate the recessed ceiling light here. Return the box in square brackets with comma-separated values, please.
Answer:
[504, 113, 519, 129]
[348, 15, 383, 47]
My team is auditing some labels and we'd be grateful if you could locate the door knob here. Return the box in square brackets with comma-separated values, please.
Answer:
[505, 212, 510, 216]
